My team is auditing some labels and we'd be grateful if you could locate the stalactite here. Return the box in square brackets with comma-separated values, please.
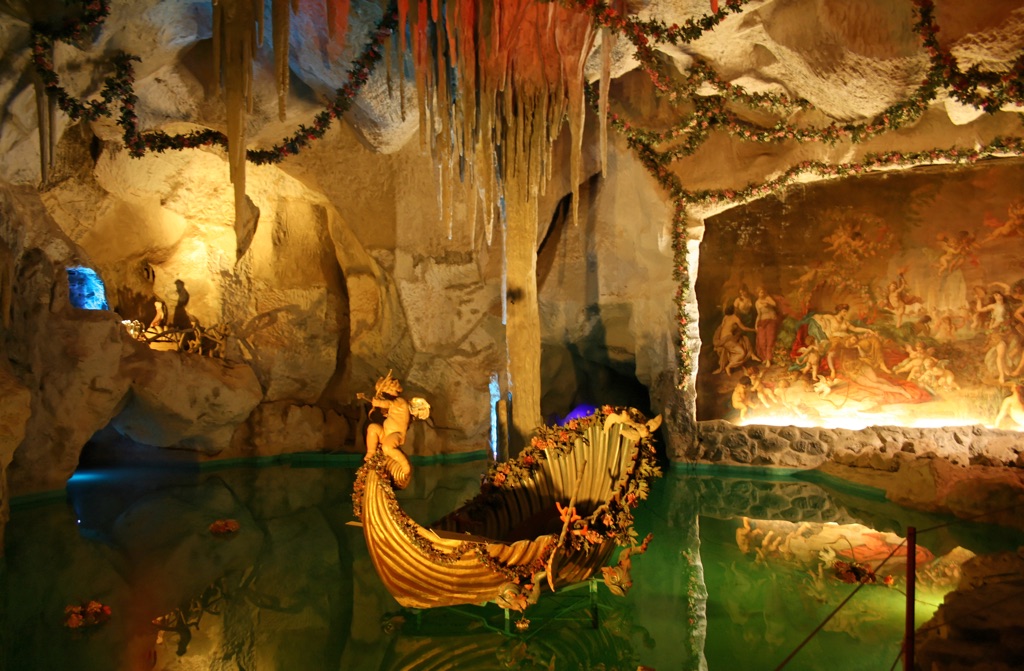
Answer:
[392, 0, 600, 448]
[271, 0, 295, 121]
[48, 85, 56, 175]
[31, 53, 53, 184]
[557, 15, 596, 228]
[212, 0, 262, 230]
[599, 27, 613, 177]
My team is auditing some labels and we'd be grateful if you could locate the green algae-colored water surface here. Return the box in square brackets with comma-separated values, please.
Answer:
[3, 460, 1021, 670]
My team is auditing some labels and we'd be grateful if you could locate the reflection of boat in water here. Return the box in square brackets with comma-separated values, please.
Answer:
[352, 407, 663, 611]
[377, 602, 653, 671]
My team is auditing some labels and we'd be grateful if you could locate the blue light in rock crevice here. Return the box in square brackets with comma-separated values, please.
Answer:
[66, 266, 110, 310]
[562, 404, 598, 422]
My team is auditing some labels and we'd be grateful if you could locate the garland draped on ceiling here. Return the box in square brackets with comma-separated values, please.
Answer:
[25, 0, 1024, 387]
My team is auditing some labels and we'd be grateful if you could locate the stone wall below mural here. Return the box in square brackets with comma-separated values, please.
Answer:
[688, 421, 1024, 530]
[691, 421, 1022, 469]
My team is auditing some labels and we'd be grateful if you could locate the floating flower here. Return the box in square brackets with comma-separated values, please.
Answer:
[209, 519, 240, 536]
[64, 600, 112, 629]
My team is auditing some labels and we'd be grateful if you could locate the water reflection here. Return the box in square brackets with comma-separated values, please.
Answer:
[2, 462, 1022, 670]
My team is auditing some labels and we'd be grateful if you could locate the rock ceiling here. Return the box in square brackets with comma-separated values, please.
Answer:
[1, 0, 1022, 189]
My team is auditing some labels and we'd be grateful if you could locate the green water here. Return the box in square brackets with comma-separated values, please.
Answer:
[2, 460, 1021, 670]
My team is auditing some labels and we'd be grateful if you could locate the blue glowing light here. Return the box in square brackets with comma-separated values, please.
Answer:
[562, 404, 598, 423]
[489, 374, 500, 460]
[66, 266, 110, 310]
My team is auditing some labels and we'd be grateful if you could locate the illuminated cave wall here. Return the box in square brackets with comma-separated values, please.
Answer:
[694, 160, 1024, 430]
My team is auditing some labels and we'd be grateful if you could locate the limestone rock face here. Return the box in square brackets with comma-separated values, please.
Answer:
[1, 186, 136, 496]
[235, 400, 352, 457]
[538, 137, 675, 417]
[0, 359, 31, 552]
[112, 349, 263, 453]
[917, 550, 1024, 670]
[7, 312, 134, 495]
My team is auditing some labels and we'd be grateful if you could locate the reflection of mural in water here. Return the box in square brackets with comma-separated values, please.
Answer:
[724, 518, 973, 645]
[696, 162, 1024, 429]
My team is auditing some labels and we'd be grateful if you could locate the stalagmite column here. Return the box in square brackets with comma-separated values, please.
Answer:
[504, 181, 544, 448]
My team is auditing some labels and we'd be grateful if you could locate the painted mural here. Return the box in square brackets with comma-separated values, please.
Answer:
[696, 161, 1024, 430]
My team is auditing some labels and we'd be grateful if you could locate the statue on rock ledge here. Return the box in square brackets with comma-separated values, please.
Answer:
[357, 371, 430, 490]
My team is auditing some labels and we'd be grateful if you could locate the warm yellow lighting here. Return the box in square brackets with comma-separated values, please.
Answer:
[740, 412, 991, 431]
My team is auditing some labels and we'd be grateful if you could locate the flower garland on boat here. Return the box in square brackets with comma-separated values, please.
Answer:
[484, 406, 663, 553]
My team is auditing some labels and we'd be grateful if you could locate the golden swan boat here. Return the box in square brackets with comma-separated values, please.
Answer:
[351, 406, 663, 611]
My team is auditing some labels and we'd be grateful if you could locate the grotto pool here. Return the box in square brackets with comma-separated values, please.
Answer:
[2, 458, 1022, 670]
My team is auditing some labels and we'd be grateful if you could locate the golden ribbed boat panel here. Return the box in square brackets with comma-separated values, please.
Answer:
[353, 407, 662, 611]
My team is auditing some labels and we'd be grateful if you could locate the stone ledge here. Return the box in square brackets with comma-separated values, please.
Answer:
[688, 421, 1024, 531]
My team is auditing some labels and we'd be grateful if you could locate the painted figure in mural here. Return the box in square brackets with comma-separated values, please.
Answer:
[933, 311, 966, 341]
[357, 371, 431, 489]
[713, 305, 760, 375]
[974, 286, 1006, 328]
[893, 341, 933, 381]
[916, 357, 960, 392]
[1013, 295, 1024, 377]
[743, 365, 778, 407]
[970, 285, 993, 331]
[772, 374, 807, 416]
[790, 263, 824, 312]
[733, 286, 756, 324]
[809, 304, 888, 380]
[823, 222, 871, 261]
[975, 290, 1016, 384]
[935, 230, 978, 276]
[732, 285, 758, 352]
[880, 271, 920, 328]
[992, 384, 1024, 430]
[793, 339, 823, 381]
[980, 201, 1024, 245]
[731, 376, 752, 422]
[912, 314, 932, 338]
[754, 287, 780, 366]
[836, 336, 914, 400]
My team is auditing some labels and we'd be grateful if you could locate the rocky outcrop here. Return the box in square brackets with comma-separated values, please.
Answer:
[1, 186, 136, 496]
[0, 359, 31, 552]
[111, 348, 262, 453]
[917, 549, 1024, 671]
[231, 400, 353, 458]
[6, 311, 135, 495]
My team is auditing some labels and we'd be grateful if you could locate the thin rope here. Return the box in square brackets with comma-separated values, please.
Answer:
[772, 540, 907, 670]
[887, 643, 904, 671]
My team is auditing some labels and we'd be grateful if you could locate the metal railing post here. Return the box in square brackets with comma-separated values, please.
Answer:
[904, 526, 917, 671]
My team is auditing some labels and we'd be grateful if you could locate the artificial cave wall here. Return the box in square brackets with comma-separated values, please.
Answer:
[3, 0, 1024, 558]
